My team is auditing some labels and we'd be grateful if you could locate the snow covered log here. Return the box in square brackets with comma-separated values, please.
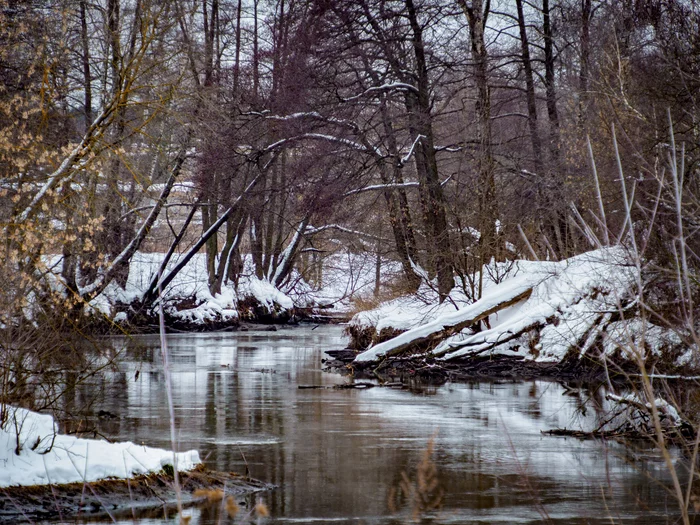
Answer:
[351, 247, 691, 370]
[353, 274, 537, 363]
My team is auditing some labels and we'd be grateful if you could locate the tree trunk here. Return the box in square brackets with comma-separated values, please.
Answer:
[349, 19, 422, 289]
[405, 0, 453, 301]
[233, 0, 242, 95]
[542, 0, 560, 159]
[378, 96, 420, 291]
[211, 207, 246, 295]
[250, 182, 265, 280]
[459, 0, 497, 295]
[272, 216, 310, 288]
[579, 0, 591, 128]
[143, 203, 198, 305]
[253, 0, 260, 101]
[515, 0, 544, 176]
[79, 0, 92, 128]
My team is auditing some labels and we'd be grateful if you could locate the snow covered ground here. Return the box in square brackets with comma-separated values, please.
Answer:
[0, 407, 200, 487]
[351, 247, 689, 367]
[85, 251, 400, 324]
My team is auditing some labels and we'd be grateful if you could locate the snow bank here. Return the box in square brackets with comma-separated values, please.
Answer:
[98, 252, 294, 323]
[354, 273, 540, 363]
[437, 247, 635, 362]
[0, 407, 200, 487]
[350, 283, 471, 335]
[85, 251, 399, 324]
[353, 247, 682, 366]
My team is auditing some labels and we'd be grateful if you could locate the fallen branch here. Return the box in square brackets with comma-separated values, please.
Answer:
[354, 275, 537, 363]
[437, 320, 543, 360]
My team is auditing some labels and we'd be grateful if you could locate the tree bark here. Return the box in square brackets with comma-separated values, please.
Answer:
[405, 0, 453, 301]
[459, 0, 497, 294]
[579, 0, 592, 128]
[233, 0, 242, 95]
[79, 0, 92, 128]
[542, 0, 560, 159]
[515, 0, 544, 176]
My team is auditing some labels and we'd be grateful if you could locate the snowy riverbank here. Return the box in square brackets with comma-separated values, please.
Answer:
[0, 406, 200, 487]
[346, 247, 693, 375]
[80, 251, 399, 329]
[0, 406, 269, 522]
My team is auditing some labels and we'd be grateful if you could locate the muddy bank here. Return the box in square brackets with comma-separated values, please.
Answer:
[0, 465, 270, 524]
[86, 304, 348, 335]
[324, 349, 641, 384]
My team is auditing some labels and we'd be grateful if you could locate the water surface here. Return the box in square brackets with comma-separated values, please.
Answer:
[57, 326, 685, 524]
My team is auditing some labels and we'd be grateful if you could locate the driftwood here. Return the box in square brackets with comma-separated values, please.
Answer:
[298, 382, 404, 390]
[541, 428, 651, 440]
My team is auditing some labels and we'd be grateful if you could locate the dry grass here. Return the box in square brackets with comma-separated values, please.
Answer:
[388, 438, 444, 521]
[193, 488, 225, 503]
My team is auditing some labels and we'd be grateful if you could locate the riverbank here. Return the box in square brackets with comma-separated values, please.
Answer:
[80, 251, 382, 332]
[341, 248, 697, 383]
[0, 406, 269, 523]
[325, 349, 639, 384]
[0, 465, 270, 523]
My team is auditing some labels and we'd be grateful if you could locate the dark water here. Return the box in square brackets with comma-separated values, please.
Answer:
[59, 326, 686, 524]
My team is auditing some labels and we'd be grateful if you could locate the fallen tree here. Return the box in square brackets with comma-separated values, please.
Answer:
[349, 247, 692, 376]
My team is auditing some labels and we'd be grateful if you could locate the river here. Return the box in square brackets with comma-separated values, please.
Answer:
[55, 325, 683, 524]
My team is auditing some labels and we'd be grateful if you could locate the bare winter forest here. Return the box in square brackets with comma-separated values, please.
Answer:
[3, 1, 700, 522]
[1, 0, 697, 318]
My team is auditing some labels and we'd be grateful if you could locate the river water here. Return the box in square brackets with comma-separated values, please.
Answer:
[64, 325, 683, 524]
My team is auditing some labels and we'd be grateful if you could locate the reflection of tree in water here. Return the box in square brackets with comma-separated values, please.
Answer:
[2, 328, 121, 438]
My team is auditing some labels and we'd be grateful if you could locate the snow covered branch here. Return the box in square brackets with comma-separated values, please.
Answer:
[259, 133, 383, 158]
[263, 111, 360, 133]
[15, 104, 118, 223]
[304, 224, 388, 241]
[343, 181, 421, 197]
[401, 135, 425, 165]
[344, 176, 450, 198]
[341, 82, 419, 102]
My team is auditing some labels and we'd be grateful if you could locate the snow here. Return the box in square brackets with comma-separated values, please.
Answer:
[242, 277, 294, 310]
[605, 393, 684, 430]
[0, 407, 200, 487]
[285, 252, 404, 313]
[440, 247, 637, 362]
[352, 247, 671, 366]
[354, 272, 542, 362]
[350, 285, 461, 334]
[99, 252, 294, 322]
[80, 248, 400, 323]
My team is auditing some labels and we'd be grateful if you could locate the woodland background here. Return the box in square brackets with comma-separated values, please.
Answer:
[1, 0, 699, 323]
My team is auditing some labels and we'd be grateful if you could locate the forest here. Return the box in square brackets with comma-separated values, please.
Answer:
[2, 0, 700, 522]
[0, 0, 696, 320]
[1, 0, 699, 373]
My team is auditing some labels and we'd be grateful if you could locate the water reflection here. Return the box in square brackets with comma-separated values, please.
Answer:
[52, 326, 684, 524]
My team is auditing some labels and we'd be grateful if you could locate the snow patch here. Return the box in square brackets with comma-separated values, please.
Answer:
[0, 407, 200, 487]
